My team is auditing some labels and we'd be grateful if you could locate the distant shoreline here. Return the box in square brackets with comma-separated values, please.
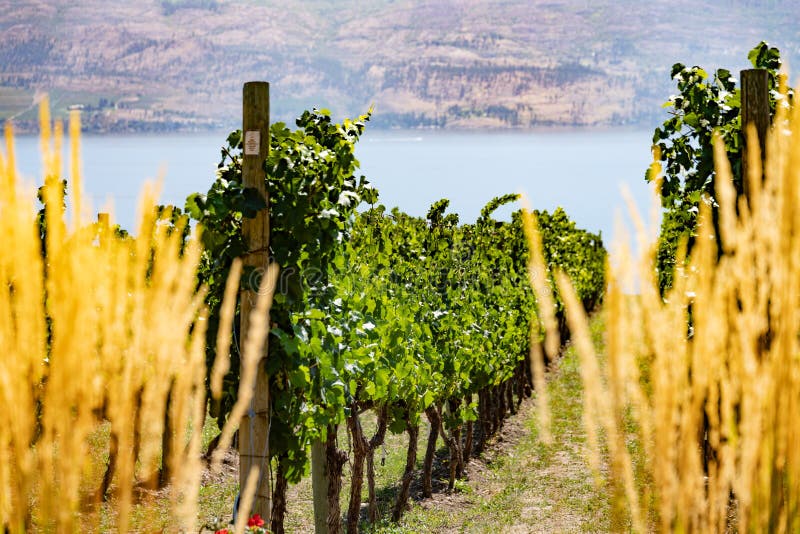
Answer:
[2, 117, 658, 137]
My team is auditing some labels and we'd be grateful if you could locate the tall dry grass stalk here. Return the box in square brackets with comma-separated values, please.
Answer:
[520, 205, 557, 445]
[558, 85, 800, 532]
[0, 102, 275, 532]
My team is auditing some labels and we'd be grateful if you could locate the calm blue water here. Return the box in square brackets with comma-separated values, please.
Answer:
[8, 129, 657, 242]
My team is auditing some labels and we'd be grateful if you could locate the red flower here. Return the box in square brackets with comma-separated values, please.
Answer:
[214, 530, 229, 534]
[248, 514, 265, 528]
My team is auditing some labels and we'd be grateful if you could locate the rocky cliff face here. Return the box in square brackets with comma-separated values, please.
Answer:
[1, 0, 797, 131]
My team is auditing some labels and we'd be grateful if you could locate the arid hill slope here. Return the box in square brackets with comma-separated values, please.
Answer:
[1, 0, 798, 131]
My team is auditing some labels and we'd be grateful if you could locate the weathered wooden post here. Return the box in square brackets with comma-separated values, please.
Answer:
[740, 68, 770, 198]
[311, 439, 330, 533]
[239, 81, 272, 520]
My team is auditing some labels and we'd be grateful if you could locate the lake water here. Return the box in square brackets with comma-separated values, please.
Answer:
[8, 129, 658, 243]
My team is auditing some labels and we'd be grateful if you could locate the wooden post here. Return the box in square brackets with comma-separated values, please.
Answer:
[239, 81, 271, 520]
[97, 212, 109, 242]
[311, 439, 329, 533]
[740, 68, 770, 198]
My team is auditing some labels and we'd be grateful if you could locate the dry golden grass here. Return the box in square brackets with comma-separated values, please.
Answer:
[558, 85, 800, 532]
[0, 102, 277, 533]
[520, 203, 558, 447]
[0, 100, 209, 532]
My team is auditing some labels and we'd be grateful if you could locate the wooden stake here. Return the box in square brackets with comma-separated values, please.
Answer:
[97, 212, 110, 243]
[740, 68, 770, 198]
[311, 438, 330, 533]
[239, 81, 271, 521]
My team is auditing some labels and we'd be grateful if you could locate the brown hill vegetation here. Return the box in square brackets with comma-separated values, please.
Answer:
[1, 0, 798, 131]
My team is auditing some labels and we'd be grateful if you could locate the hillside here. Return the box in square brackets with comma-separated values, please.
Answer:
[1, 0, 799, 132]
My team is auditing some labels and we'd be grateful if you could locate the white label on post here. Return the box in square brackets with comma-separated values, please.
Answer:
[244, 130, 261, 156]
